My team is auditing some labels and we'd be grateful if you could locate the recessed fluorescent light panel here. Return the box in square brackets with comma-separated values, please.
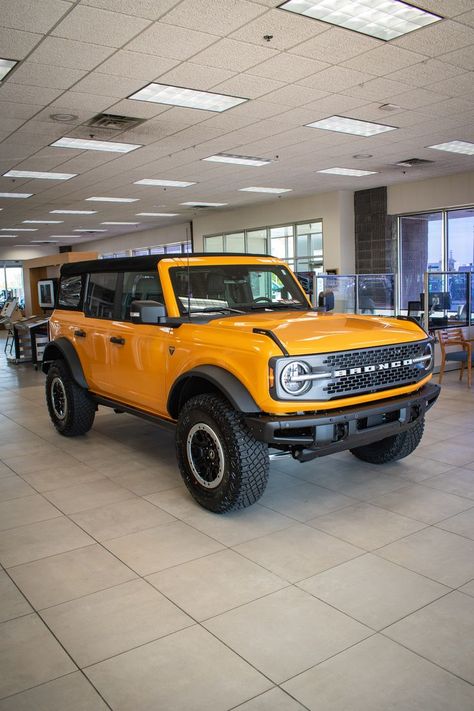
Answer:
[23, 220, 63, 224]
[0, 192, 32, 199]
[101, 222, 140, 225]
[137, 212, 180, 217]
[134, 179, 196, 188]
[181, 202, 228, 207]
[3, 170, 77, 180]
[0, 235, 17, 238]
[0, 58, 18, 81]
[86, 197, 139, 203]
[318, 168, 378, 176]
[279, 0, 442, 41]
[74, 229, 107, 233]
[51, 137, 142, 153]
[239, 187, 292, 194]
[50, 210, 97, 215]
[203, 154, 272, 167]
[1, 227, 37, 232]
[129, 83, 248, 112]
[306, 115, 396, 136]
[427, 140, 474, 156]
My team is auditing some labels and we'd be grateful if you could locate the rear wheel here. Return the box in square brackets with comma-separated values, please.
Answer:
[46, 359, 95, 436]
[350, 418, 424, 464]
[176, 394, 269, 513]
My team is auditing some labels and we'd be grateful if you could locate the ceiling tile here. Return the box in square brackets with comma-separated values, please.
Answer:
[414, 96, 474, 117]
[49, 90, 115, 113]
[109, 99, 171, 119]
[299, 66, 374, 93]
[72, 72, 146, 98]
[229, 8, 326, 50]
[432, 71, 474, 96]
[96, 51, 179, 81]
[455, 9, 474, 27]
[126, 22, 218, 60]
[414, 1, 474, 17]
[290, 26, 381, 64]
[0, 27, 42, 59]
[0, 0, 71, 34]
[0, 83, 63, 106]
[393, 20, 474, 57]
[441, 46, 474, 70]
[192, 38, 278, 72]
[29, 36, 115, 70]
[301, 93, 368, 117]
[342, 76, 412, 102]
[262, 83, 329, 107]
[247, 53, 328, 82]
[157, 62, 236, 91]
[342, 46, 427, 76]
[9, 62, 87, 90]
[0, 101, 49, 120]
[79, 0, 181, 21]
[390, 86, 451, 108]
[211, 74, 285, 100]
[386, 58, 465, 87]
[52, 5, 150, 47]
[161, 0, 266, 35]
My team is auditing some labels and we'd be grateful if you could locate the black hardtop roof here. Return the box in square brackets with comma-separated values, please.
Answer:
[60, 253, 272, 276]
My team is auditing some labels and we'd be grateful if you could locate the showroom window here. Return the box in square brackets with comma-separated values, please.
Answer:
[0, 265, 24, 305]
[203, 220, 323, 272]
[399, 207, 474, 309]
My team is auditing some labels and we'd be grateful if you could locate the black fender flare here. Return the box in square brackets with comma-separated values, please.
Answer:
[168, 365, 261, 419]
[42, 338, 89, 390]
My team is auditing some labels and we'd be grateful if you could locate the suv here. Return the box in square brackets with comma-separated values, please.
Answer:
[43, 254, 439, 513]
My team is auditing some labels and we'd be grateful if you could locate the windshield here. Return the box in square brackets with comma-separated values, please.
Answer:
[169, 264, 309, 315]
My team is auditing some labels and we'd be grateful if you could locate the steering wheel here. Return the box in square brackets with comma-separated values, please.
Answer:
[252, 297, 273, 304]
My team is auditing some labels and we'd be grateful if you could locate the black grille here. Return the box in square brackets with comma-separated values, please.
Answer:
[321, 341, 429, 399]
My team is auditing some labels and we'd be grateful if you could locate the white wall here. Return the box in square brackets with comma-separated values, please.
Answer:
[192, 190, 355, 273]
[74, 222, 191, 255]
[0, 246, 58, 260]
[388, 171, 474, 215]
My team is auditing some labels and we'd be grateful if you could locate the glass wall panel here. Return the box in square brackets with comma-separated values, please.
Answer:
[204, 235, 223, 252]
[399, 212, 442, 310]
[225, 232, 245, 252]
[447, 208, 474, 272]
[247, 229, 267, 254]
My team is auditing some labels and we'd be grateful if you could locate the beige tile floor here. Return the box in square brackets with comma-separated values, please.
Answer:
[0, 341, 474, 710]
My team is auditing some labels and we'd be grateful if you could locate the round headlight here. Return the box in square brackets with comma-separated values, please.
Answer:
[423, 342, 433, 371]
[280, 360, 311, 396]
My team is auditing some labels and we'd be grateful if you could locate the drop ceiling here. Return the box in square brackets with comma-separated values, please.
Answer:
[0, 0, 473, 249]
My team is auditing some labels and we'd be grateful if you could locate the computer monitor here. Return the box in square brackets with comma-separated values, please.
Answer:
[428, 291, 451, 310]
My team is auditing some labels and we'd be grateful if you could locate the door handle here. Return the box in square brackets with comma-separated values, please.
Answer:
[110, 336, 125, 345]
[74, 329, 86, 338]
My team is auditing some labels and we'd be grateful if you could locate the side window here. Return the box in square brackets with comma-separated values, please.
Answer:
[58, 274, 83, 310]
[85, 272, 118, 319]
[120, 271, 164, 321]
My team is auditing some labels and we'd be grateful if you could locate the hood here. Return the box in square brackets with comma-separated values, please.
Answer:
[211, 311, 426, 356]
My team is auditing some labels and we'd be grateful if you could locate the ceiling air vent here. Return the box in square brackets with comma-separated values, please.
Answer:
[85, 113, 146, 131]
[395, 158, 434, 168]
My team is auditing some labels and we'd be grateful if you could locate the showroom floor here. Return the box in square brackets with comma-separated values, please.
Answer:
[0, 343, 473, 710]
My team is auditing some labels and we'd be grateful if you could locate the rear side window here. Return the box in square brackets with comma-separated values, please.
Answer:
[58, 274, 83, 310]
[120, 271, 163, 321]
[85, 272, 118, 319]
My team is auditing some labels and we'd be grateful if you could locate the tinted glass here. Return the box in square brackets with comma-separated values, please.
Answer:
[85, 272, 117, 319]
[120, 271, 163, 321]
[170, 264, 308, 315]
[58, 275, 83, 310]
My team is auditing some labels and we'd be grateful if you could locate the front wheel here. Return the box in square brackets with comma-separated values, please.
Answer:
[46, 360, 95, 436]
[176, 394, 269, 513]
[350, 418, 424, 464]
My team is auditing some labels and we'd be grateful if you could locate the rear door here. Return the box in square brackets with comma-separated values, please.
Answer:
[105, 269, 171, 416]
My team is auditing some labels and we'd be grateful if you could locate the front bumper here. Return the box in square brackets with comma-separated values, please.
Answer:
[244, 382, 440, 462]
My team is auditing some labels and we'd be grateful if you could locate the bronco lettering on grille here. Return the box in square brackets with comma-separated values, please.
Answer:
[334, 359, 414, 377]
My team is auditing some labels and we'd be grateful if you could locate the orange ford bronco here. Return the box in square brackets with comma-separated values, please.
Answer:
[43, 254, 439, 512]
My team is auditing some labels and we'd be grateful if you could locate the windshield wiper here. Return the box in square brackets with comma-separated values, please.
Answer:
[190, 306, 245, 314]
[248, 303, 308, 311]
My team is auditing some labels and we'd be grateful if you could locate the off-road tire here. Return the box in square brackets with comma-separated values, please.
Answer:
[350, 418, 424, 464]
[46, 359, 95, 436]
[176, 393, 269, 513]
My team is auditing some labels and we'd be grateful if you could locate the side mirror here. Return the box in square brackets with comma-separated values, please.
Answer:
[130, 300, 166, 324]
